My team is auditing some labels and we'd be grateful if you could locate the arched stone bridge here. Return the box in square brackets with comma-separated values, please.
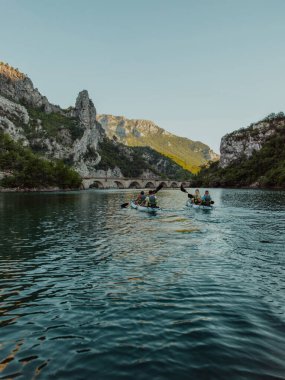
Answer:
[82, 177, 190, 190]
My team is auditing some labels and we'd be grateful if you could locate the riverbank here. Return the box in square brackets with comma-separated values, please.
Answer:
[1, 185, 284, 193]
[0, 186, 82, 192]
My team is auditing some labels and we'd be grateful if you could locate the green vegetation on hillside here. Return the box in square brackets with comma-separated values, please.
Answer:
[192, 125, 285, 188]
[96, 138, 157, 177]
[97, 115, 218, 173]
[134, 146, 192, 181]
[0, 132, 82, 189]
[24, 106, 84, 142]
[122, 133, 200, 173]
[96, 138, 192, 180]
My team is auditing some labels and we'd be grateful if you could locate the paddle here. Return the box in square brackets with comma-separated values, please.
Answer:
[121, 202, 130, 208]
[153, 183, 164, 194]
[180, 184, 193, 198]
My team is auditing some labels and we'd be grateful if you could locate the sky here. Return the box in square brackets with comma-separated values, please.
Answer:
[1, 0, 285, 152]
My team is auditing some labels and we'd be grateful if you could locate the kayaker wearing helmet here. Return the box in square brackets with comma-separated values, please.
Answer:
[135, 191, 146, 205]
[201, 190, 212, 206]
[192, 189, 202, 205]
[145, 190, 158, 208]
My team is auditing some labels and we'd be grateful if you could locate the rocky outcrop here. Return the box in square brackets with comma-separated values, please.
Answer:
[0, 94, 29, 124]
[0, 63, 106, 177]
[0, 95, 29, 145]
[219, 114, 285, 168]
[0, 62, 61, 113]
[71, 91, 105, 176]
[97, 114, 219, 173]
[192, 113, 285, 188]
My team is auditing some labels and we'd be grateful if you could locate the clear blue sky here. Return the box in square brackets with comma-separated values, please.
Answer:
[1, 0, 285, 152]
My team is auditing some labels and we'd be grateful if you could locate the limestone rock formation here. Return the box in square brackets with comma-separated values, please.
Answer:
[192, 113, 285, 188]
[0, 62, 106, 177]
[0, 62, 61, 113]
[71, 90, 105, 176]
[219, 114, 285, 168]
[0, 95, 29, 145]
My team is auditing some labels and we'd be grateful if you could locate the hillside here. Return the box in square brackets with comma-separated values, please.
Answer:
[0, 131, 82, 189]
[96, 138, 192, 180]
[192, 113, 285, 188]
[0, 62, 192, 187]
[97, 114, 219, 174]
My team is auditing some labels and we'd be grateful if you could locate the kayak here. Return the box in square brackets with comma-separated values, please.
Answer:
[131, 201, 161, 213]
[137, 205, 161, 213]
[186, 200, 213, 210]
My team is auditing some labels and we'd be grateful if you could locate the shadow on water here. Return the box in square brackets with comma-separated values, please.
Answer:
[0, 189, 285, 380]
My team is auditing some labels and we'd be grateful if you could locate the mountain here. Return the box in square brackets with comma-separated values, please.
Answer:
[0, 62, 192, 188]
[192, 113, 285, 188]
[97, 114, 219, 174]
[0, 65, 104, 177]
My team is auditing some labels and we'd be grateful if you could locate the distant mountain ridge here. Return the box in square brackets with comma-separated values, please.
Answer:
[97, 114, 219, 174]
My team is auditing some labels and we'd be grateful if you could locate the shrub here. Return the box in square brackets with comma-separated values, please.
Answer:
[0, 132, 82, 189]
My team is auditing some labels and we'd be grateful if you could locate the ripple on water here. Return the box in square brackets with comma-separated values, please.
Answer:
[0, 189, 285, 380]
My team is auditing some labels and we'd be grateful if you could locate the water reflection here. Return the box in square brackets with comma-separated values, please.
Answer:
[0, 189, 285, 380]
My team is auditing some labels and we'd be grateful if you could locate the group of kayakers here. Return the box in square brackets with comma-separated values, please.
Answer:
[191, 189, 212, 206]
[134, 190, 159, 208]
[133, 188, 212, 208]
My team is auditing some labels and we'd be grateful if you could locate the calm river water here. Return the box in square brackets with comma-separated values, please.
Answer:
[0, 188, 285, 380]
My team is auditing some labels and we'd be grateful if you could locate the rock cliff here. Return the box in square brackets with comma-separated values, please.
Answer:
[192, 113, 285, 188]
[69, 90, 105, 176]
[0, 62, 61, 113]
[0, 62, 105, 176]
[219, 113, 285, 168]
[0, 94, 29, 145]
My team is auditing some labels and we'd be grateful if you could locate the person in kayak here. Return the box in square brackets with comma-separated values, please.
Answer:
[144, 190, 158, 208]
[201, 190, 212, 206]
[192, 189, 202, 204]
[135, 191, 146, 205]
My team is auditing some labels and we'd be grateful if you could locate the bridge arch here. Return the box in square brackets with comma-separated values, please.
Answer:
[114, 180, 124, 189]
[128, 181, 141, 189]
[170, 182, 179, 188]
[145, 181, 155, 188]
[89, 180, 104, 189]
[159, 181, 168, 188]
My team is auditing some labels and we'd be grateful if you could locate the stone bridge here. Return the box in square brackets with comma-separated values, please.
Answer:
[82, 177, 190, 190]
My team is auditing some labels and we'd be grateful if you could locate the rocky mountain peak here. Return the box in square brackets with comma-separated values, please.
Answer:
[75, 90, 97, 128]
[0, 62, 26, 81]
[0, 62, 60, 114]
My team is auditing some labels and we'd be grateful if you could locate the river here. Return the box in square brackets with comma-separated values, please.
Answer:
[0, 188, 284, 380]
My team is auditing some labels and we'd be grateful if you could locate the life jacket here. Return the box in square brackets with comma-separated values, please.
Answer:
[193, 194, 201, 204]
[148, 195, 157, 207]
[137, 195, 146, 204]
[202, 195, 211, 205]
